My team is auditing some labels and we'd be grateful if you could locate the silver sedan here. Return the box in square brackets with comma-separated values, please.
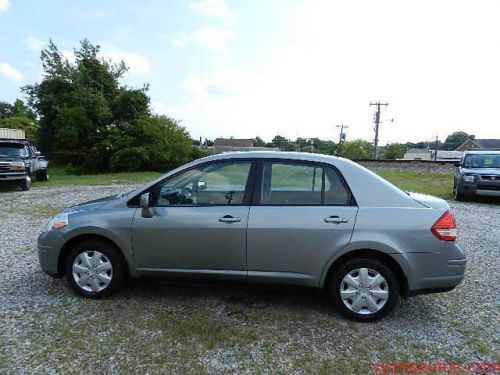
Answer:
[38, 152, 466, 321]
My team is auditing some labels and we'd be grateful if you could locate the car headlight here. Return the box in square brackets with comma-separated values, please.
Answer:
[46, 213, 69, 231]
[463, 175, 475, 183]
[10, 162, 26, 171]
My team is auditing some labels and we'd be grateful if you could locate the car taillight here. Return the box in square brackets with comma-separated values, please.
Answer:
[431, 210, 457, 241]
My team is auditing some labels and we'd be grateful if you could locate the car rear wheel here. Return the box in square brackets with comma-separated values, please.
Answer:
[328, 258, 399, 322]
[36, 170, 49, 181]
[64, 240, 125, 297]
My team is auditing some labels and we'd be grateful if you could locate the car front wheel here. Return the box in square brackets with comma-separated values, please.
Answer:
[328, 258, 399, 322]
[64, 240, 125, 297]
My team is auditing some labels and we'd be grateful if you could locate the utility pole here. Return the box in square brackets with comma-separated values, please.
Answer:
[335, 124, 349, 155]
[370, 102, 389, 159]
[434, 135, 439, 161]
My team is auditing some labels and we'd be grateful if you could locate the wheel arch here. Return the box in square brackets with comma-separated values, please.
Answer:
[57, 234, 131, 278]
[321, 248, 409, 298]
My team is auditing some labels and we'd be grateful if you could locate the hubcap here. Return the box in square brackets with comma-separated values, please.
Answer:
[340, 268, 389, 315]
[72, 250, 113, 293]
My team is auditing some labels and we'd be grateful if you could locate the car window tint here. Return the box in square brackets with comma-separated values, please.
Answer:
[323, 167, 350, 205]
[261, 163, 321, 205]
[156, 161, 251, 206]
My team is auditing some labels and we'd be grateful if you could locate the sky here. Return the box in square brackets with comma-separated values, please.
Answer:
[1, 0, 499, 145]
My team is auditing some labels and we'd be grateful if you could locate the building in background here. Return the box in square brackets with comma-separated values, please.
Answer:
[456, 135, 500, 151]
[403, 148, 462, 161]
[403, 148, 432, 160]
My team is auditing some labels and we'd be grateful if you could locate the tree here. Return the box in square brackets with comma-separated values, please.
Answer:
[338, 139, 373, 159]
[0, 101, 15, 119]
[384, 143, 407, 159]
[0, 99, 38, 142]
[0, 116, 39, 142]
[442, 131, 469, 150]
[252, 136, 266, 147]
[23, 39, 193, 172]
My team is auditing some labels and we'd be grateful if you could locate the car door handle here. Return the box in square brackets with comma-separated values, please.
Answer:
[324, 216, 349, 224]
[219, 215, 241, 223]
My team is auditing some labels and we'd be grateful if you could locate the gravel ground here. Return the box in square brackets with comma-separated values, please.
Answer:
[0, 185, 499, 374]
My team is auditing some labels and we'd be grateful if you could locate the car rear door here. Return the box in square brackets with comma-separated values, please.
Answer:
[246, 160, 358, 286]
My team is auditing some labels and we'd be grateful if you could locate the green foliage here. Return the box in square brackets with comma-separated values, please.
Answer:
[442, 131, 469, 150]
[22, 39, 193, 172]
[338, 139, 373, 159]
[252, 136, 266, 147]
[384, 143, 407, 159]
[0, 116, 39, 142]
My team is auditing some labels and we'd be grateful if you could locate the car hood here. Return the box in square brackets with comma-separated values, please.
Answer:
[63, 194, 121, 213]
[407, 192, 450, 209]
[461, 168, 500, 175]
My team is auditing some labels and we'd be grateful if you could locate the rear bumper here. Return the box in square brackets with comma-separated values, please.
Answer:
[392, 244, 467, 296]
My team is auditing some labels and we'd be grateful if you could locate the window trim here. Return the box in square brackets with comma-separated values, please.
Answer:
[128, 159, 257, 208]
[252, 159, 356, 207]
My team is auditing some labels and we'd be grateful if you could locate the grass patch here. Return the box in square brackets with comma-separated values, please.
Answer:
[378, 171, 454, 199]
[33, 166, 162, 188]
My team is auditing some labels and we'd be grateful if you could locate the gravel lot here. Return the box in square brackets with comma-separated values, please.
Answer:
[0, 185, 499, 374]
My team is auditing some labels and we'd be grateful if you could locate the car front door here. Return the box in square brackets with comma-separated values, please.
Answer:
[131, 160, 254, 275]
[247, 160, 358, 286]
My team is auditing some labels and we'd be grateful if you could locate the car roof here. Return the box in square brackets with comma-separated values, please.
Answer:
[0, 139, 29, 145]
[198, 150, 346, 165]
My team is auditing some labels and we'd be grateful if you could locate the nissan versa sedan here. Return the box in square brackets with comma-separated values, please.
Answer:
[38, 152, 466, 321]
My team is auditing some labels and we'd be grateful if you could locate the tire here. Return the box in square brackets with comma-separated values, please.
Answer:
[36, 170, 49, 181]
[64, 240, 126, 298]
[328, 258, 399, 322]
[20, 177, 31, 191]
[453, 183, 465, 201]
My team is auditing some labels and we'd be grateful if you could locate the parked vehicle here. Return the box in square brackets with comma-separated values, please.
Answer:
[0, 134, 49, 191]
[453, 150, 500, 200]
[38, 152, 466, 321]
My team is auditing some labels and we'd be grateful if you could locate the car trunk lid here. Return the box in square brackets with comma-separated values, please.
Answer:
[407, 192, 450, 209]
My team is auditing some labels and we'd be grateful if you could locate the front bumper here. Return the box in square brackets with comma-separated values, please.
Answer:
[459, 179, 500, 197]
[0, 172, 28, 181]
[393, 243, 467, 296]
[37, 230, 65, 278]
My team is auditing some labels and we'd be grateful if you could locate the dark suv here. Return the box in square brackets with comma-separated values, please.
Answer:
[454, 150, 500, 200]
[0, 139, 49, 191]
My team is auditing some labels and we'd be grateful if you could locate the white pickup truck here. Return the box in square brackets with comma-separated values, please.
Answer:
[0, 128, 49, 191]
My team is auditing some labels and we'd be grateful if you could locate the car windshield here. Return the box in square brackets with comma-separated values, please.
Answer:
[0, 143, 27, 157]
[463, 154, 500, 168]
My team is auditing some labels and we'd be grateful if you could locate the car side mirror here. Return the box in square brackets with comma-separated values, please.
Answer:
[197, 181, 207, 191]
[140, 192, 153, 218]
[35, 151, 41, 156]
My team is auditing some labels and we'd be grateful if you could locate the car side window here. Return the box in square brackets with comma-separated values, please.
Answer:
[323, 166, 350, 205]
[154, 161, 251, 206]
[261, 162, 322, 205]
[260, 162, 351, 206]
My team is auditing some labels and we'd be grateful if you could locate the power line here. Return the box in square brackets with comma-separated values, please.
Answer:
[370, 101, 389, 159]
